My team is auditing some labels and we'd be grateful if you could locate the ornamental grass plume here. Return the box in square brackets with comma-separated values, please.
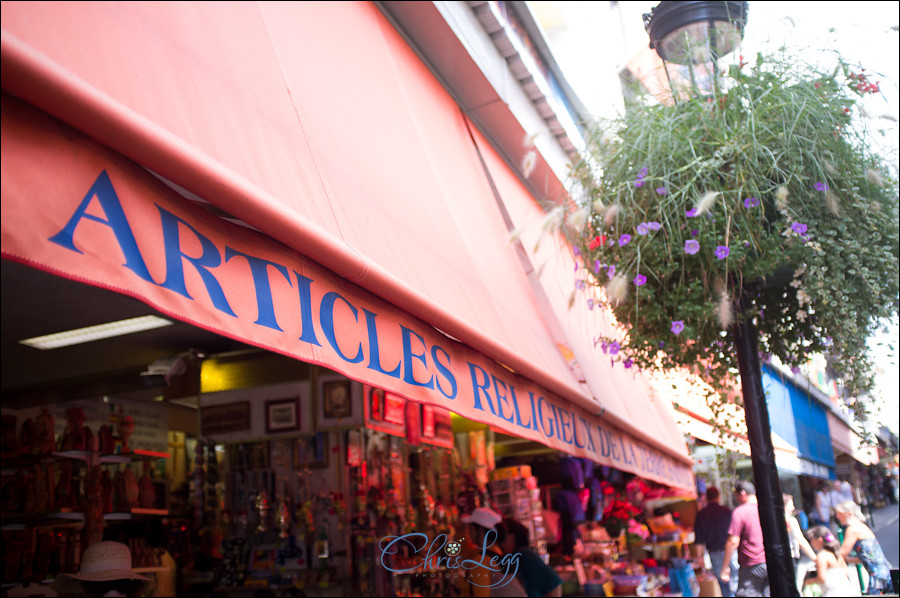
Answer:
[568, 207, 589, 233]
[560, 48, 899, 417]
[866, 169, 884, 187]
[541, 205, 564, 233]
[606, 274, 629, 306]
[694, 191, 720, 216]
[775, 186, 790, 211]
[824, 190, 841, 217]
[521, 149, 537, 178]
[717, 291, 734, 330]
[604, 204, 620, 227]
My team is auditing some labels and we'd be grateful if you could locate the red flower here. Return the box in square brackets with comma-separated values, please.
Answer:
[589, 235, 607, 250]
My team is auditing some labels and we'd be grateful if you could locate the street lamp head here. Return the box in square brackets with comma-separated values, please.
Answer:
[643, 1, 749, 65]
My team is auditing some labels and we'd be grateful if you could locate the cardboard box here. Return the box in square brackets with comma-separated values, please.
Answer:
[697, 575, 722, 597]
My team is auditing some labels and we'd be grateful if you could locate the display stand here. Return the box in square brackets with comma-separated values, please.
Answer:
[489, 466, 548, 558]
[1, 445, 169, 590]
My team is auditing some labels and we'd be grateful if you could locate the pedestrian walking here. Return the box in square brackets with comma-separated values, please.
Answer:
[814, 480, 833, 527]
[784, 493, 817, 593]
[829, 480, 855, 519]
[695, 486, 738, 597]
[834, 500, 893, 595]
[721, 481, 769, 597]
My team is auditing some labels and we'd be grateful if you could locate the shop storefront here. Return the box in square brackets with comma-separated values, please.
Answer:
[2, 2, 698, 596]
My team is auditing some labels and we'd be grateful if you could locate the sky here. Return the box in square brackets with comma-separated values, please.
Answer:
[532, 1, 900, 435]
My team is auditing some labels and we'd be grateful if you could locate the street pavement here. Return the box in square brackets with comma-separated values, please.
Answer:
[871, 501, 899, 570]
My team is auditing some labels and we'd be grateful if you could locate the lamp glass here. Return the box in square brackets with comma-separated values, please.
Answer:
[658, 20, 743, 65]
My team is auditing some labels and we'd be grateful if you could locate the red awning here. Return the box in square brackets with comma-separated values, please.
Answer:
[1, 1, 693, 490]
[827, 412, 878, 466]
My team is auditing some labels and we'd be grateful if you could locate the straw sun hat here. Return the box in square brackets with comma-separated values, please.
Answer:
[54, 542, 150, 592]
[460, 506, 503, 531]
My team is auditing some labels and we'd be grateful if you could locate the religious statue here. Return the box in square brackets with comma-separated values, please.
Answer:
[33, 409, 56, 455]
[139, 461, 157, 509]
[59, 407, 87, 452]
[82, 466, 105, 551]
[117, 415, 135, 453]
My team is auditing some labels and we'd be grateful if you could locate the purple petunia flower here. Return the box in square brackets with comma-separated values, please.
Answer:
[655, 187, 668, 196]
[791, 222, 808, 235]
[647, 222, 662, 231]
[686, 208, 699, 217]
[814, 182, 829, 192]
[623, 359, 634, 369]
[593, 260, 602, 273]
[671, 320, 685, 335]
[636, 222, 650, 235]
[744, 197, 760, 208]
[607, 265, 616, 277]
[619, 234, 632, 246]
[608, 340, 620, 355]
[715, 245, 730, 260]
[691, 229, 699, 237]
[684, 239, 700, 255]
[633, 274, 647, 286]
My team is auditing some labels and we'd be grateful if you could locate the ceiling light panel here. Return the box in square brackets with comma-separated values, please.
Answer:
[19, 315, 173, 350]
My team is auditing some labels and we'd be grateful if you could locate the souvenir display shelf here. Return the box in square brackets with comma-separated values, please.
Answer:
[1, 445, 169, 590]
[488, 466, 548, 558]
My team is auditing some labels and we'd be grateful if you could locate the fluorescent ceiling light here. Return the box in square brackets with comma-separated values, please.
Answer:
[19, 315, 173, 350]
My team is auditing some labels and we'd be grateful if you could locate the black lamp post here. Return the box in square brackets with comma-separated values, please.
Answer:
[643, 3, 798, 597]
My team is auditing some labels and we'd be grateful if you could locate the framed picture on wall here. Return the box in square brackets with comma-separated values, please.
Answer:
[229, 441, 269, 470]
[317, 376, 363, 429]
[201, 401, 250, 436]
[269, 438, 294, 470]
[422, 404, 435, 439]
[384, 392, 406, 425]
[369, 387, 384, 422]
[323, 380, 351, 419]
[364, 385, 405, 437]
[265, 398, 299, 434]
[294, 432, 328, 469]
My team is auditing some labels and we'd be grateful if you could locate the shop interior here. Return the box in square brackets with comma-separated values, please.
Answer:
[2, 260, 710, 597]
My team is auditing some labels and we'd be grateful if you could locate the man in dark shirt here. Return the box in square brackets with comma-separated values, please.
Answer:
[694, 486, 737, 597]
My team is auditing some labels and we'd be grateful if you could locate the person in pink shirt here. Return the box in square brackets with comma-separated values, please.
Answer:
[720, 480, 769, 597]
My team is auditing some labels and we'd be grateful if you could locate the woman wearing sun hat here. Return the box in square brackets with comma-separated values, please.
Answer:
[833, 500, 893, 595]
[456, 507, 526, 597]
[53, 541, 151, 597]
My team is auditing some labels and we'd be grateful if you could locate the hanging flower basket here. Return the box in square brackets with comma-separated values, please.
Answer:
[558, 49, 898, 419]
